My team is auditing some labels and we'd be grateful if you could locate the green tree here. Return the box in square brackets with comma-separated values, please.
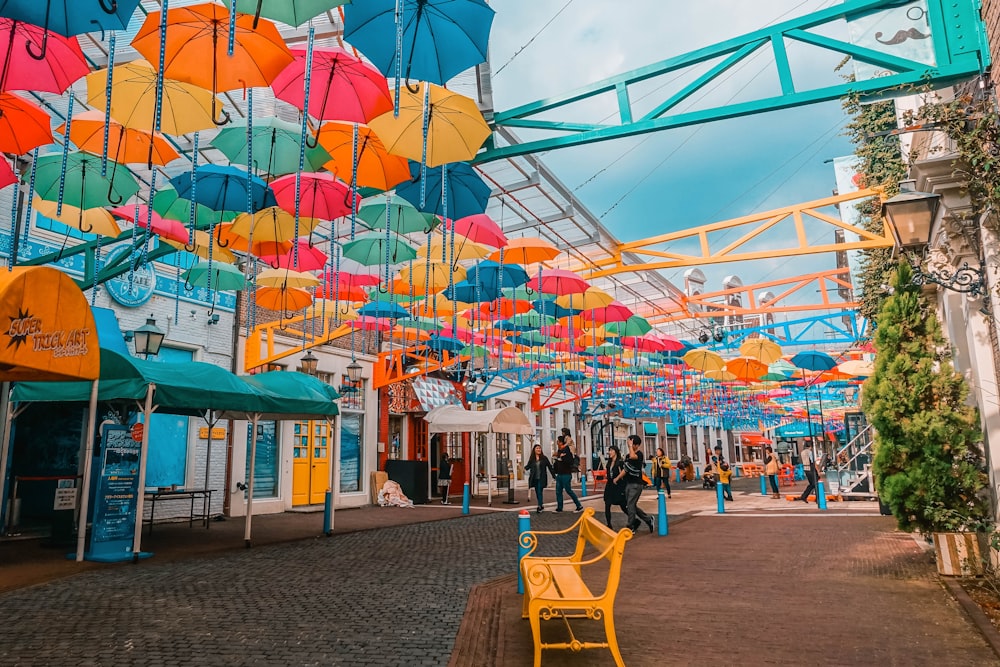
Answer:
[863, 261, 989, 533]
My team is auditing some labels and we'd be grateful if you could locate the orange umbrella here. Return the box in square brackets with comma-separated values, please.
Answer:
[0, 92, 52, 154]
[314, 282, 369, 302]
[60, 110, 180, 166]
[131, 3, 293, 124]
[490, 237, 560, 264]
[255, 286, 313, 313]
[317, 122, 410, 191]
[725, 357, 768, 382]
[214, 222, 291, 258]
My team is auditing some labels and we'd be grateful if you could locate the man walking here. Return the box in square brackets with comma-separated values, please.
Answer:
[553, 435, 583, 513]
[616, 435, 654, 534]
[797, 440, 820, 503]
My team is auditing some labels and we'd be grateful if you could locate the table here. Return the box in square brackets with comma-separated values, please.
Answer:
[144, 489, 216, 535]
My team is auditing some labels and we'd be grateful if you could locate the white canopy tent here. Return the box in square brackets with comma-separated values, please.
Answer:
[425, 406, 533, 506]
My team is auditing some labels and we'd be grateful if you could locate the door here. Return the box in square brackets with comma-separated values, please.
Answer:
[292, 420, 331, 506]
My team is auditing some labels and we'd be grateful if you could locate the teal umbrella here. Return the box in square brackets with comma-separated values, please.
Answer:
[182, 261, 246, 291]
[605, 315, 652, 337]
[152, 189, 225, 228]
[357, 194, 439, 234]
[236, 0, 350, 28]
[211, 118, 332, 178]
[30, 152, 139, 209]
[342, 231, 417, 266]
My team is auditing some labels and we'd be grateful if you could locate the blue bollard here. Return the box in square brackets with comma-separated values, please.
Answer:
[695, 466, 701, 480]
[716, 480, 725, 514]
[760, 474, 768, 496]
[675, 467, 681, 483]
[517, 509, 531, 594]
[817, 480, 828, 510]
[735, 465, 741, 478]
[462, 482, 471, 515]
[657, 490, 668, 536]
[323, 489, 334, 536]
[581, 475, 587, 498]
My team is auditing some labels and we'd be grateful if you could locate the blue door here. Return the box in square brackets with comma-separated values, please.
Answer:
[143, 347, 192, 488]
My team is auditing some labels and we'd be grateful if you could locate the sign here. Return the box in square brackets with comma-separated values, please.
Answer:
[104, 246, 156, 308]
[87, 425, 142, 562]
[847, 0, 936, 82]
[53, 480, 77, 511]
[198, 426, 227, 440]
[131, 422, 144, 442]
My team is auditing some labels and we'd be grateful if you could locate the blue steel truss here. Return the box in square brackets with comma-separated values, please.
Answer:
[477, 0, 989, 163]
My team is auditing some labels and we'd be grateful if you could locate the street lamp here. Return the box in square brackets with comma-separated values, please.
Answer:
[346, 359, 363, 383]
[882, 180, 985, 296]
[131, 317, 164, 358]
[300, 350, 319, 375]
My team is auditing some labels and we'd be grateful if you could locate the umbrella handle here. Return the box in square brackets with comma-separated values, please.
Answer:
[184, 278, 195, 291]
[106, 183, 123, 206]
[305, 125, 320, 150]
[212, 96, 231, 127]
[184, 239, 196, 253]
[405, 78, 421, 94]
[215, 225, 230, 248]
[99, 0, 118, 13]
[25, 29, 48, 61]
[378, 283, 389, 294]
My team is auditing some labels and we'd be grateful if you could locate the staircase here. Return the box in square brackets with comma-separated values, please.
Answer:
[831, 422, 876, 500]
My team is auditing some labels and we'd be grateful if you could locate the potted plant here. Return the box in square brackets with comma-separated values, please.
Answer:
[862, 261, 992, 576]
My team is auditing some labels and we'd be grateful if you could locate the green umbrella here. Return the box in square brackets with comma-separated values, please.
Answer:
[462, 344, 488, 358]
[510, 311, 557, 329]
[30, 152, 139, 209]
[152, 189, 225, 228]
[211, 118, 331, 178]
[357, 194, 439, 234]
[236, 0, 350, 28]
[396, 316, 444, 331]
[605, 315, 652, 337]
[585, 343, 623, 356]
[342, 231, 417, 266]
[182, 261, 246, 291]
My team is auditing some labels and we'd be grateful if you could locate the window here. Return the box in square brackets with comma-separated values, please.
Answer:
[245, 421, 279, 498]
[340, 375, 365, 411]
[339, 412, 363, 493]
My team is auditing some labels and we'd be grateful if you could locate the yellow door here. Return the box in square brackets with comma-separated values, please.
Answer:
[292, 420, 331, 506]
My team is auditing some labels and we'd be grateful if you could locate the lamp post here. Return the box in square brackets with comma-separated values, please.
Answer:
[300, 350, 319, 376]
[346, 359, 363, 383]
[131, 317, 165, 358]
[882, 180, 986, 297]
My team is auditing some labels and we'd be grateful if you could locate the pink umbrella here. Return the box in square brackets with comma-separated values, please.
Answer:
[271, 172, 359, 221]
[580, 300, 633, 324]
[621, 335, 666, 353]
[651, 333, 685, 352]
[526, 268, 589, 296]
[348, 316, 392, 332]
[111, 205, 190, 243]
[0, 157, 14, 190]
[271, 47, 393, 124]
[0, 19, 89, 94]
[318, 269, 382, 289]
[260, 239, 328, 270]
[445, 214, 507, 249]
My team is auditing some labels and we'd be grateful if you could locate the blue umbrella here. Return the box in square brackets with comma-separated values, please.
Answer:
[532, 297, 578, 319]
[343, 0, 494, 85]
[790, 350, 837, 372]
[0, 0, 141, 38]
[443, 280, 499, 303]
[465, 260, 529, 293]
[357, 301, 410, 320]
[169, 165, 277, 214]
[396, 161, 490, 219]
[426, 335, 465, 354]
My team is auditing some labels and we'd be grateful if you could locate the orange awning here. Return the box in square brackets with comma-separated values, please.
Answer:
[738, 433, 772, 447]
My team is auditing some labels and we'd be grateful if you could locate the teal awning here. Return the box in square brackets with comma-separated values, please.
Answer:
[665, 423, 679, 436]
[643, 422, 658, 436]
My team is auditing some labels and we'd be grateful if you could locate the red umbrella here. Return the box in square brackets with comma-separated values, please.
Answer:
[580, 300, 633, 324]
[445, 214, 507, 249]
[111, 205, 190, 244]
[271, 47, 393, 124]
[0, 19, 88, 94]
[315, 282, 369, 302]
[0, 92, 52, 154]
[271, 172, 359, 221]
[317, 269, 381, 289]
[474, 297, 533, 320]
[348, 316, 392, 332]
[260, 239, 328, 270]
[526, 268, 589, 296]
[0, 156, 15, 190]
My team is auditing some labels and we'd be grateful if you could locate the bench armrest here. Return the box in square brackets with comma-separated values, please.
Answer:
[519, 508, 595, 557]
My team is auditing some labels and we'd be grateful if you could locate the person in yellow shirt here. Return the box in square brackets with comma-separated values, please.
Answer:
[652, 447, 672, 498]
[718, 462, 734, 501]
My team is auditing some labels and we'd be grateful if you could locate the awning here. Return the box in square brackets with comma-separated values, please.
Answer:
[412, 376, 463, 411]
[0, 266, 99, 382]
[424, 405, 533, 434]
[737, 432, 772, 446]
[643, 422, 658, 436]
[665, 423, 680, 436]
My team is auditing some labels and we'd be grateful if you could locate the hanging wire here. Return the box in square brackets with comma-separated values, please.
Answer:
[56, 92, 74, 217]
[8, 164, 18, 270]
[418, 83, 430, 208]
[293, 25, 316, 269]
[91, 235, 103, 305]
[349, 123, 359, 237]
[174, 252, 181, 321]
[101, 31, 116, 177]
[227, 0, 238, 56]
[393, 0, 404, 117]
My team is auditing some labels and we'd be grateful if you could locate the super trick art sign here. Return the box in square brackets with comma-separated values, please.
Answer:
[6, 307, 92, 358]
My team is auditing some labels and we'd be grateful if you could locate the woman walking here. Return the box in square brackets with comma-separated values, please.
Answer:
[652, 447, 672, 498]
[525, 444, 555, 513]
[764, 445, 780, 498]
[603, 445, 629, 529]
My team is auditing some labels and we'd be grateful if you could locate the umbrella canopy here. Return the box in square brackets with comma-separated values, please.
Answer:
[422, 235, 492, 262]
[725, 357, 768, 382]
[260, 240, 328, 271]
[445, 213, 507, 249]
[271, 172, 359, 221]
[604, 315, 652, 337]
[256, 267, 321, 289]
[357, 194, 437, 234]
[525, 268, 588, 296]
[255, 286, 313, 312]
[182, 261, 246, 291]
[683, 349, 725, 373]
[343, 0, 494, 85]
[228, 207, 321, 244]
[132, 3, 293, 123]
[342, 231, 418, 266]
[0, 18, 88, 94]
[212, 118, 331, 177]
[739, 338, 783, 365]
[0, 92, 53, 154]
[357, 301, 410, 320]
[86, 60, 222, 134]
[396, 161, 490, 219]
[0, 0, 140, 37]
[111, 205, 190, 244]
[29, 151, 139, 210]
[316, 122, 410, 191]
[398, 262, 466, 291]
[271, 46, 392, 123]
[235, 0, 349, 28]
[60, 110, 181, 166]
[369, 82, 490, 167]
[491, 237, 560, 264]
[33, 198, 121, 237]
[465, 260, 529, 293]
[837, 359, 874, 377]
[162, 230, 237, 263]
[791, 350, 837, 372]
[169, 165, 277, 214]
[556, 287, 613, 310]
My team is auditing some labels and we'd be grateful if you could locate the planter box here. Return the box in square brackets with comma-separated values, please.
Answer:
[932, 532, 985, 576]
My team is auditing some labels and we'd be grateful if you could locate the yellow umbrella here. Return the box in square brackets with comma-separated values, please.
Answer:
[397, 262, 466, 291]
[85, 60, 222, 134]
[421, 236, 492, 262]
[256, 267, 321, 289]
[32, 198, 121, 237]
[704, 369, 738, 382]
[255, 286, 313, 312]
[683, 349, 725, 373]
[162, 231, 236, 263]
[228, 207, 321, 243]
[556, 287, 614, 310]
[369, 82, 490, 168]
[738, 338, 783, 365]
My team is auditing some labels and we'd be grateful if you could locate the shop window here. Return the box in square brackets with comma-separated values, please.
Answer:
[340, 375, 365, 411]
[245, 421, 278, 498]
[339, 412, 363, 493]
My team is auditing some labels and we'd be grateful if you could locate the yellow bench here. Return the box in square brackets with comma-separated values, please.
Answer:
[519, 507, 633, 667]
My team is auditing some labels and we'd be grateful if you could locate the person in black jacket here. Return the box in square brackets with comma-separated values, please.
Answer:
[603, 445, 629, 529]
[524, 444, 555, 513]
[616, 435, 654, 533]
[553, 435, 584, 513]
[437, 452, 453, 505]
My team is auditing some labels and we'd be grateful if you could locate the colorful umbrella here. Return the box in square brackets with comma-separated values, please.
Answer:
[604, 315, 652, 337]
[162, 230, 237, 263]
[235, 0, 349, 29]
[256, 267, 321, 289]
[343, 0, 494, 85]
[357, 194, 437, 234]
[32, 198, 121, 237]
[738, 338, 783, 365]
[837, 359, 874, 377]
[271, 172, 359, 221]
[255, 286, 313, 312]
[725, 357, 768, 382]
[491, 237, 560, 264]
[29, 151, 139, 210]
[465, 260, 529, 293]
[132, 3, 293, 124]
[525, 268, 588, 296]
[63, 110, 180, 167]
[683, 349, 725, 373]
[212, 118, 331, 178]
[183, 261, 246, 291]
[271, 46, 393, 123]
[556, 287, 613, 310]
[86, 60, 223, 134]
[0, 0, 141, 38]
[228, 207, 321, 244]
[0, 19, 88, 94]
[111, 205, 190, 244]
[445, 214, 507, 249]
[169, 165, 277, 214]
[260, 240, 328, 271]
[342, 231, 418, 266]
[396, 161, 490, 218]
[422, 235, 492, 262]
[316, 122, 410, 191]
[370, 82, 490, 167]
[791, 350, 837, 372]
[397, 262, 466, 291]
[0, 92, 53, 154]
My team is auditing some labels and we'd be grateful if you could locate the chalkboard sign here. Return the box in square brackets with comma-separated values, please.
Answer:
[86, 425, 141, 562]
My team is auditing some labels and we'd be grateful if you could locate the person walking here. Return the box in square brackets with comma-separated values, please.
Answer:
[553, 435, 584, 512]
[616, 435, 654, 534]
[561, 427, 580, 481]
[603, 445, 629, 529]
[652, 447, 672, 498]
[524, 444, 555, 513]
[797, 440, 820, 503]
[718, 461, 734, 501]
[437, 451, 453, 505]
[764, 445, 780, 498]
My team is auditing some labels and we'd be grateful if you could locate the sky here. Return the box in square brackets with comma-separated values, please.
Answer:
[485, 0, 862, 308]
